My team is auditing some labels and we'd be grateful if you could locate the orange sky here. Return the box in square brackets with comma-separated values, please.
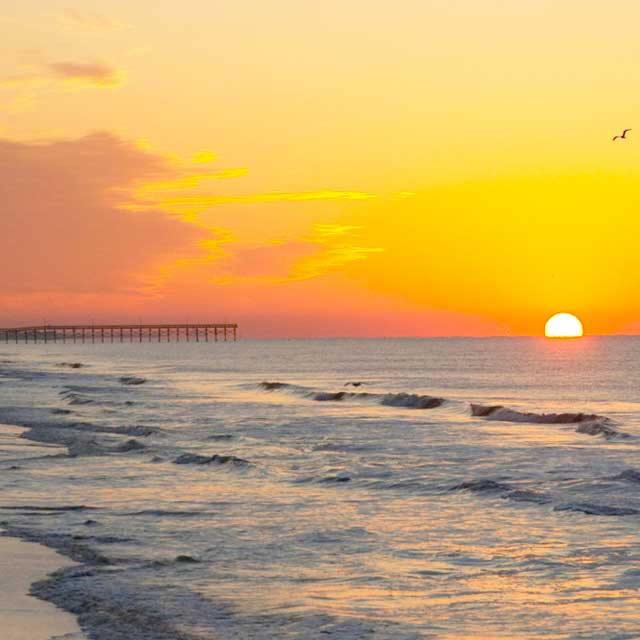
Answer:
[2, 1, 640, 337]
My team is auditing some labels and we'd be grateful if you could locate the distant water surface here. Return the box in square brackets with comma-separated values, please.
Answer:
[1, 337, 639, 639]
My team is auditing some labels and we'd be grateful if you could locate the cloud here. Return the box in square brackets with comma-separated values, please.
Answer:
[0, 132, 214, 295]
[0, 131, 382, 314]
[211, 167, 249, 179]
[162, 189, 375, 207]
[1, 60, 123, 101]
[46, 61, 122, 86]
[58, 8, 130, 31]
[129, 189, 375, 217]
[220, 241, 319, 280]
[313, 224, 363, 237]
[136, 168, 250, 193]
[0, 58, 123, 112]
[289, 243, 383, 281]
[191, 151, 217, 164]
[215, 224, 383, 283]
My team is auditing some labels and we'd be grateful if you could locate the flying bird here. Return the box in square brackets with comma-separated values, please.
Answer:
[613, 128, 632, 141]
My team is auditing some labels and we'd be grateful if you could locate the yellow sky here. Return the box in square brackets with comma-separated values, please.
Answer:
[2, 1, 640, 336]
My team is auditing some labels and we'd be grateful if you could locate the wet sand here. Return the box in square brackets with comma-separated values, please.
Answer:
[0, 533, 86, 640]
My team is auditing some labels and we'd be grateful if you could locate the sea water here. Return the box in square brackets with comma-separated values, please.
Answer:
[0, 337, 639, 639]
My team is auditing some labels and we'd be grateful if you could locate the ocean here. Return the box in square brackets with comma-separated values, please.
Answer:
[1, 337, 639, 639]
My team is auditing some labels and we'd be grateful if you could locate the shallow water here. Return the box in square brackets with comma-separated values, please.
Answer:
[1, 337, 639, 639]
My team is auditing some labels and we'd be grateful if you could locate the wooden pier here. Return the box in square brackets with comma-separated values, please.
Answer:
[0, 324, 238, 344]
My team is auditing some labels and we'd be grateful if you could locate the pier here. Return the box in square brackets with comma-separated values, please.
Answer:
[0, 324, 238, 344]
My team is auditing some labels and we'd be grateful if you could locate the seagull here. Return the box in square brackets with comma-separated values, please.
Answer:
[613, 128, 632, 141]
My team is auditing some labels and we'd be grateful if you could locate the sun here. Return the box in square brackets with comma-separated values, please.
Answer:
[544, 313, 584, 338]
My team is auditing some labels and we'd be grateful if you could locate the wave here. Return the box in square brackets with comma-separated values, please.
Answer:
[318, 475, 352, 483]
[503, 489, 552, 505]
[119, 376, 147, 386]
[311, 391, 366, 402]
[610, 469, 640, 484]
[381, 393, 444, 409]
[0, 505, 96, 512]
[294, 473, 352, 485]
[258, 381, 445, 411]
[450, 479, 513, 494]
[451, 478, 637, 515]
[574, 422, 627, 438]
[259, 381, 291, 391]
[470, 403, 626, 437]
[173, 453, 249, 467]
[122, 509, 206, 518]
[113, 439, 146, 453]
[471, 404, 606, 424]
[9, 411, 162, 460]
[59, 387, 137, 408]
[61, 392, 95, 406]
[554, 503, 639, 516]
[450, 479, 550, 505]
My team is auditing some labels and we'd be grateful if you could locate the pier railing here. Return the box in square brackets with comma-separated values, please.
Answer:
[0, 324, 238, 344]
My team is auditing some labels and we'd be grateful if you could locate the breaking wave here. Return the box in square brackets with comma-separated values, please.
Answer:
[610, 469, 640, 484]
[449, 479, 638, 514]
[381, 393, 444, 409]
[119, 376, 147, 386]
[471, 404, 607, 424]
[258, 381, 445, 410]
[173, 453, 249, 467]
[471, 403, 625, 438]
[554, 503, 639, 516]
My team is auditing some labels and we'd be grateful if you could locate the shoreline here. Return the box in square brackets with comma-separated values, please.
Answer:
[0, 531, 87, 640]
[0, 422, 86, 639]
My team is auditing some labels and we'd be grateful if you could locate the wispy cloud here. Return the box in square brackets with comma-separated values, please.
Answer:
[138, 190, 375, 217]
[58, 8, 130, 32]
[313, 224, 363, 237]
[2, 60, 123, 90]
[214, 224, 383, 284]
[191, 151, 217, 164]
[46, 61, 122, 86]
[137, 168, 250, 193]
[289, 224, 383, 281]
[164, 190, 375, 206]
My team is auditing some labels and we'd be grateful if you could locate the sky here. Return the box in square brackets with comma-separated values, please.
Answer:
[2, 0, 640, 337]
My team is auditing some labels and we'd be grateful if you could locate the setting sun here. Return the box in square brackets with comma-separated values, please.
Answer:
[544, 313, 584, 338]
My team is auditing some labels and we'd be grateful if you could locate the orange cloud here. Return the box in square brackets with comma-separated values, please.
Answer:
[219, 241, 319, 280]
[0, 132, 211, 295]
[214, 224, 382, 283]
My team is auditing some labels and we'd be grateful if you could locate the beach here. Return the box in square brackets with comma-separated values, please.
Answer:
[0, 533, 85, 640]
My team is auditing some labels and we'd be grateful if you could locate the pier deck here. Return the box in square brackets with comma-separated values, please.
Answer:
[0, 324, 238, 344]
